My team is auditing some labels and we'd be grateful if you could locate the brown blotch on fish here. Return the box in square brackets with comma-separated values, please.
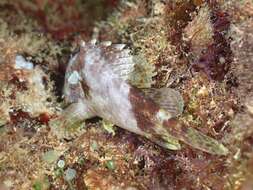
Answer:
[129, 86, 160, 134]
[80, 79, 90, 98]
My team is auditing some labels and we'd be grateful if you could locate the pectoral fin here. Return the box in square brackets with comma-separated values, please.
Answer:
[50, 101, 94, 139]
[144, 88, 184, 117]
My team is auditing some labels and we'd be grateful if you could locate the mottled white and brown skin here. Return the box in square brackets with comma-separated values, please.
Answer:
[61, 41, 228, 155]
[64, 41, 143, 136]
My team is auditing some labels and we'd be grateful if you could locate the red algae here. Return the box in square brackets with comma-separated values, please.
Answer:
[0, 1, 252, 190]
[166, 0, 197, 55]
[166, 0, 232, 81]
[14, 0, 118, 40]
[9, 74, 28, 91]
[192, 2, 232, 81]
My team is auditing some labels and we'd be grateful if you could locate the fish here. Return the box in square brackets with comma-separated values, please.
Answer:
[50, 40, 228, 155]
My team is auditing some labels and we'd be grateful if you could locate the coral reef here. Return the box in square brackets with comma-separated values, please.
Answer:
[0, 0, 252, 189]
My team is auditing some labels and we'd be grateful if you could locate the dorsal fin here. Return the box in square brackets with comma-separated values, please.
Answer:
[100, 43, 156, 88]
[102, 44, 183, 116]
[128, 55, 156, 88]
[109, 48, 136, 81]
[143, 88, 184, 117]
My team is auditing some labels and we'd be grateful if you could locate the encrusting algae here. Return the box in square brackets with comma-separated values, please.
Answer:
[0, 0, 253, 189]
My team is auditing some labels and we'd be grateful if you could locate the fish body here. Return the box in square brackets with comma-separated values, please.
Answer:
[59, 41, 228, 155]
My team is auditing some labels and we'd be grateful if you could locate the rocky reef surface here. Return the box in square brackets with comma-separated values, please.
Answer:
[0, 0, 252, 189]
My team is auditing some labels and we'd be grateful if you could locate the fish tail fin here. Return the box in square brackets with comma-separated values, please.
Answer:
[182, 127, 229, 155]
[161, 118, 229, 155]
[144, 131, 181, 150]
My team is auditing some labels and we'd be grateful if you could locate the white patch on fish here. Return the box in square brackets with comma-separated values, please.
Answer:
[68, 71, 81, 85]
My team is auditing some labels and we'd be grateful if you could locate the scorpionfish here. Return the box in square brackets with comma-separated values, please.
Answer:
[53, 40, 228, 155]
